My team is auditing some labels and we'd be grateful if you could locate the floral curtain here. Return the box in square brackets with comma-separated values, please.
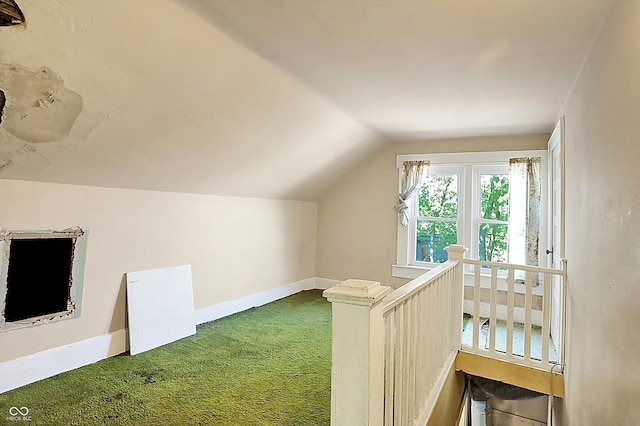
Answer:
[508, 157, 541, 280]
[396, 160, 429, 226]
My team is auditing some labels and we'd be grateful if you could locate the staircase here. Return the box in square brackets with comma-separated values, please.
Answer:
[323, 245, 566, 425]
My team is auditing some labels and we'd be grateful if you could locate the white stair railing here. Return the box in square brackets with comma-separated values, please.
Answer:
[323, 245, 466, 426]
[323, 245, 566, 425]
[382, 245, 465, 425]
[461, 258, 567, 369]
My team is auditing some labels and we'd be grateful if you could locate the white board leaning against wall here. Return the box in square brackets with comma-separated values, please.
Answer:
[126, 264, 196, 355]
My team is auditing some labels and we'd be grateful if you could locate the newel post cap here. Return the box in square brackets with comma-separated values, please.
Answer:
[445, 244, 468, 260]
[323, 279, 392, 307]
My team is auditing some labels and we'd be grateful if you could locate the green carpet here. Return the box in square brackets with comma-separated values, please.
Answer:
[0, 290, 332, 425]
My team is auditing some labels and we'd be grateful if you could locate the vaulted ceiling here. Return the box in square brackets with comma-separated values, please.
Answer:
[182, 0, 612, 140]
[0, 0, 612, 200]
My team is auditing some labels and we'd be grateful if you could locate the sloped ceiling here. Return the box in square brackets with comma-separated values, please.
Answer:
[0, 0, 611, 200]
[181, 0, 613, 140]
[0, 0, 384, 201]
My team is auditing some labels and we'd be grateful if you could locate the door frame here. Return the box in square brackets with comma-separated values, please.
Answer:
[548, 118, 565, 354]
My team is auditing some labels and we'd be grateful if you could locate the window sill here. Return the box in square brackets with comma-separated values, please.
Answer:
[392, 264, 433, 280]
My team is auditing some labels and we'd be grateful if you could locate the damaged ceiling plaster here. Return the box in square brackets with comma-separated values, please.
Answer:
[0, 89, 5, 124]
[0, 0, 24, 26]
[0, 63, 83, 144]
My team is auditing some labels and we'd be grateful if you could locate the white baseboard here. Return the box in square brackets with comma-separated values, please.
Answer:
[0, 277, 338, 394]
[194, 277, 338, 324]
[313, 277, 341, 290]
[0, 328, 128, 394]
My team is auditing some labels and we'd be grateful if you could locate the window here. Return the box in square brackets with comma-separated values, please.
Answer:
[0, 228, 87, 331]
[415, 171, 460, 264]
[394, 151, 547, 278]
[475, 167, 510, 265]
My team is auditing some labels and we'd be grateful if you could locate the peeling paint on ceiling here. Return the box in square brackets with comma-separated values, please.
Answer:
[0, 0, 610, 201]
[0, 88, 5, 124]
[0, 0, 24, 26]
[0, 63, 83, 144]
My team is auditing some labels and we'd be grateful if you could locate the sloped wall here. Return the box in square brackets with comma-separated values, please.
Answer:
[0, 179, 316, 363]
[561, 0, 640, 423]
[0, 0, 381, 377]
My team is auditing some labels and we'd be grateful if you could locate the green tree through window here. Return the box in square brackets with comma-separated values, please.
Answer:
[479, 174, 509, 263]
[416, 175, 458, 263]
[415, 173, 511, 265]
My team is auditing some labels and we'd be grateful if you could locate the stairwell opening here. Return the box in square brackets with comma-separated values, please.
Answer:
[469, 376, 549, 426]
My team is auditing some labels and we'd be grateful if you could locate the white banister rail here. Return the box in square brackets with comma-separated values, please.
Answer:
[461, 257, 567, 369]
[323, 245, 466, 426]
[382, 261, 458, 313]
[323, 245, 566, 425]
[382, 245, 466, 425]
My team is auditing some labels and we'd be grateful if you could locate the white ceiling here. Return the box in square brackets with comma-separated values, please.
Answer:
[0, 1, 613, 201]
[180, 0, 612, 140]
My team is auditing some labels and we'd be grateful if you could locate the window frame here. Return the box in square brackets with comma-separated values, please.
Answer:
[393, 150, 548, 280]
[472, 164, 510, 263]
[409, 165, 463, 267]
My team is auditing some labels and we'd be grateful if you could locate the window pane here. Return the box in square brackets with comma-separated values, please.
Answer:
[480, 174, 509, 220]
[416, 220, 457, 263]
[418, 175, 458, 218]
[478, 222, 508, 263]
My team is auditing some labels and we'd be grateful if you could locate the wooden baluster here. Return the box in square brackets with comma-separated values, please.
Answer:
[506, 268, 515, 357]
[408, 295, 416, 418]
[418, 287, 427, 410]
[446, 245, 467, 352]
[404, 300, 412, 423]
[489, 266, 498, 355]
[437, 276, 445, 372]
[542, 272, 551, 364]
[561, 259, 568, 366]
[384, 312, 395, 425]
[473, 265, 481, 350]
[524, 271, 533, 362]
[396, 303, 408, 425]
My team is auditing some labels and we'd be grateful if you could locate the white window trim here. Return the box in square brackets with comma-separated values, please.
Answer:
[471, 164, 510, 262]
[394, 150, 548, 282]
[408, 165, 463, 267]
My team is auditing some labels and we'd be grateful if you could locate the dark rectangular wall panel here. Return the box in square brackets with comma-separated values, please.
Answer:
[4, 238, 73, 322]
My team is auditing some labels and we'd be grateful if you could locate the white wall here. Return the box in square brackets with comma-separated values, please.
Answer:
[316, 134, 548, 288]
[0, 179, 316, 363]
[561, 0, 640, 423]
[316, 144, 399, 287]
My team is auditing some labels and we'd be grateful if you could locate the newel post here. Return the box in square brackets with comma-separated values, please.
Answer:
[323, 279, 392, 426]
[446, 245, 468, 350]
